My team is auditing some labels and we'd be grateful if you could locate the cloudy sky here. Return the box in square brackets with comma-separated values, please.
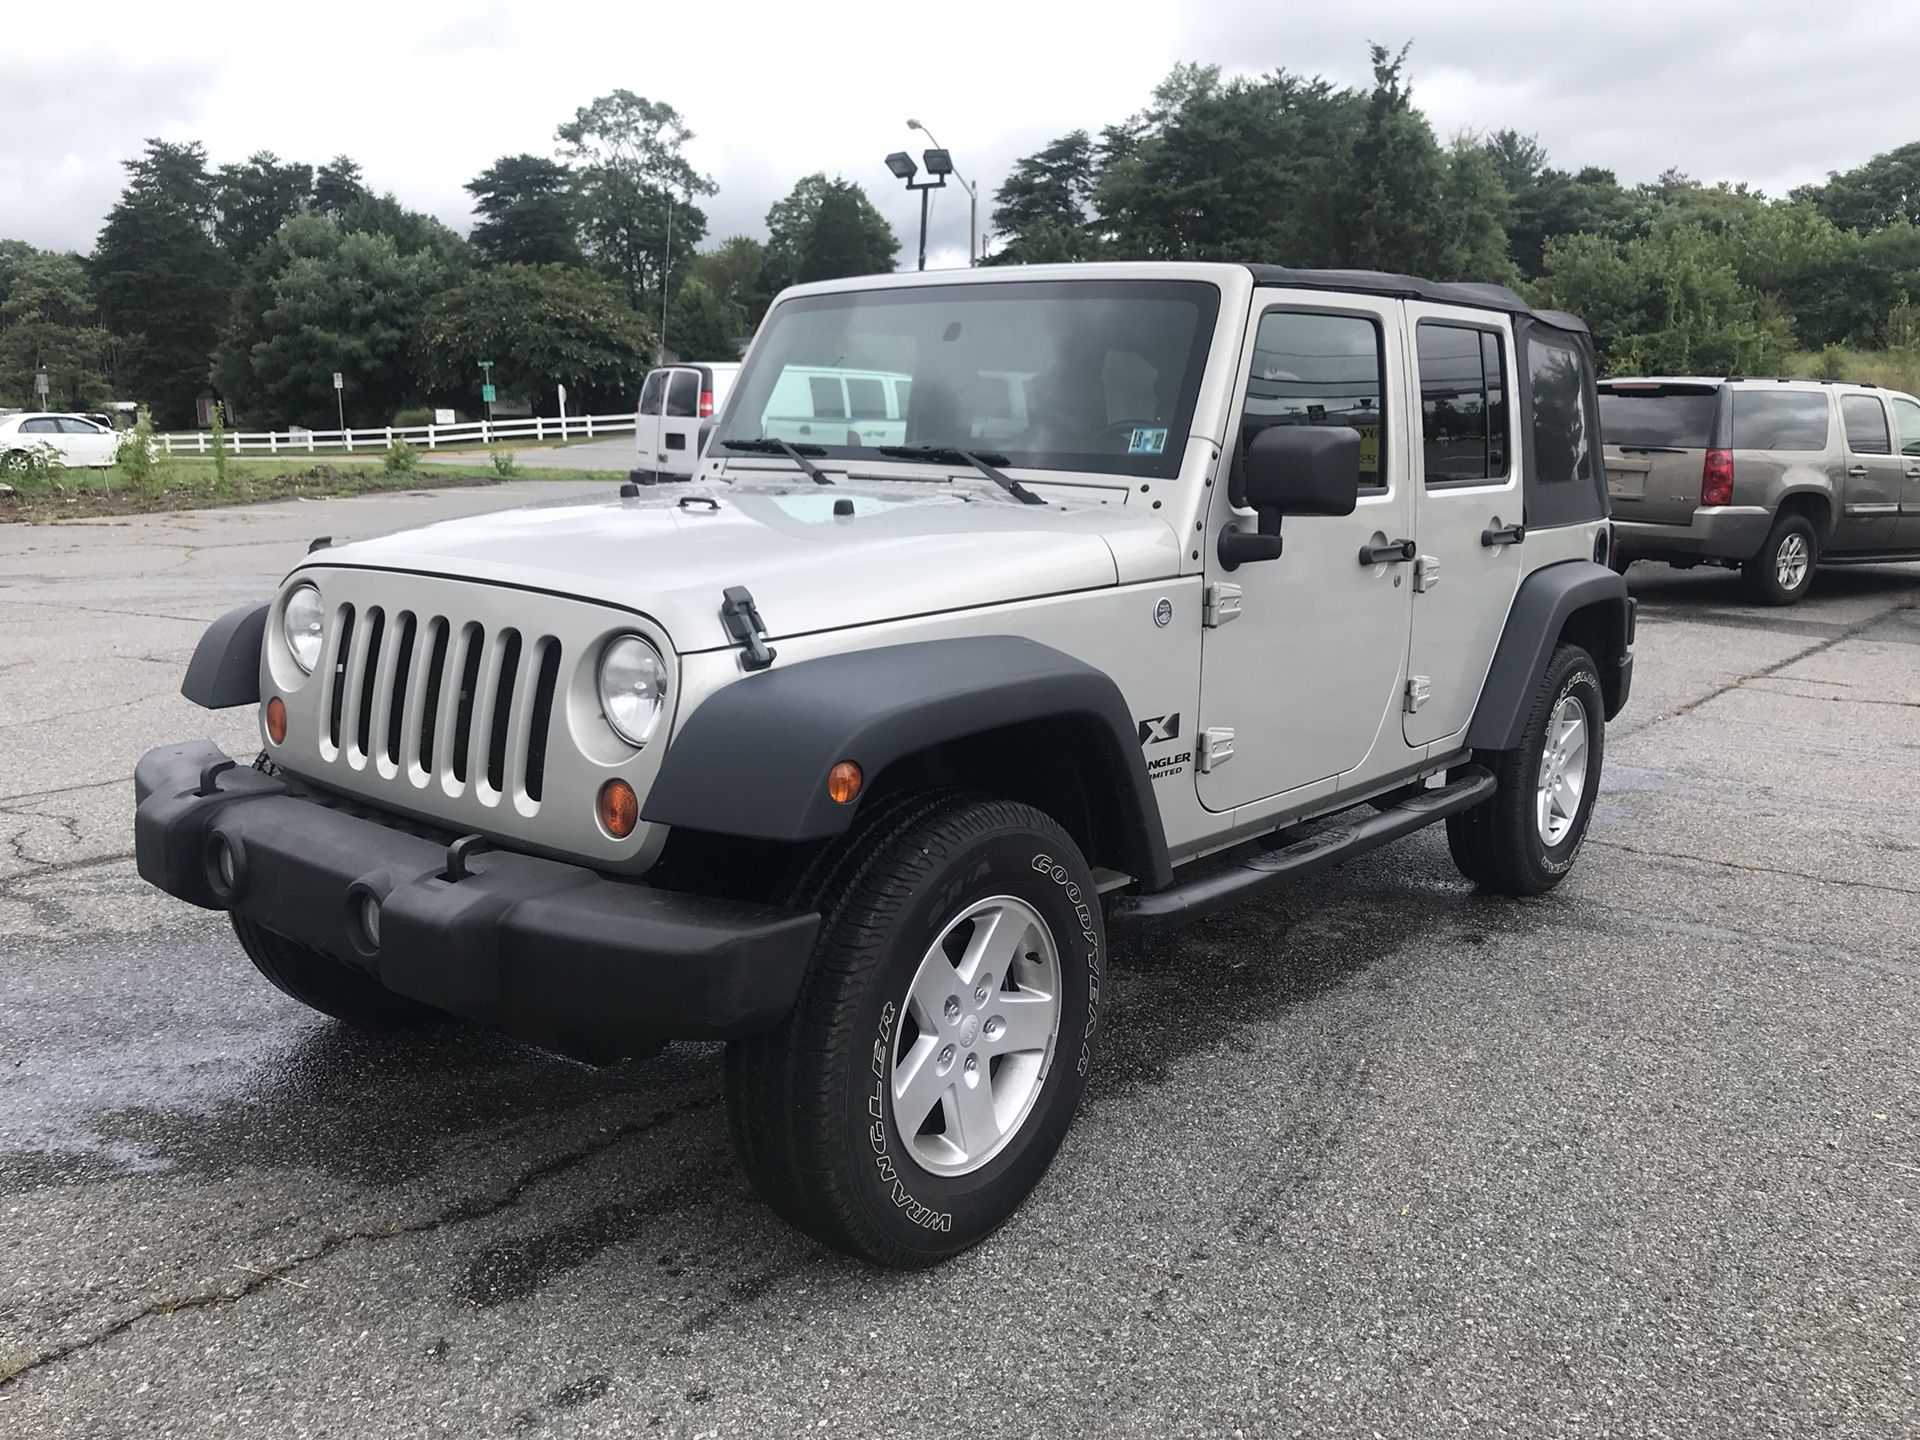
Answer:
[7, 1, 1919, 269]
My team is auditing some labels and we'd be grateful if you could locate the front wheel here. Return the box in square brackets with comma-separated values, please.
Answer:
[1447, 643, 1605, 896]
[725, 793, 1105, 1267]
[1742, 513, 1817, 606]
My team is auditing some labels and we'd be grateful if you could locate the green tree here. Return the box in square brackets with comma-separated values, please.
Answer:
[91, 139, 234, 427]
[215, 151, 314, 260]
[763, 175, 899, 291]
[557, 91, 715, 307]
[312, 156, 370, 217]
[1792, 141, 1920, 232]
[331, 192, 473, 271]
[465, 154, 582, 266]
[666, 276, 746, 360]
[213, 214, 447, 427]
[690, 235, 769, 323]
[989, 130, 1104, 263]
[0, 249, 112, 410]
[1484, 131, 1645, 278]
[418, 263, 654, 413]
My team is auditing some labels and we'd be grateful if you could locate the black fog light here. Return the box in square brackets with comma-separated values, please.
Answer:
[204, 830, 246, 903]
[346, 883, 383, 955]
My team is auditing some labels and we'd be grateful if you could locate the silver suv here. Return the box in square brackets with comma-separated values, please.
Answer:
[1601, 377, 1920, 604]
[134, 263, 1634, 1267]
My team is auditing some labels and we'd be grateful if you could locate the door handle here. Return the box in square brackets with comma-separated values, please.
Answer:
[1358, 538, 1417, 566]
[1481, 521, 1526, 547]
[1847, 465, 1869, 478]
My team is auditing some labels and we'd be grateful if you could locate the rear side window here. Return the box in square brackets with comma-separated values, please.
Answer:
[808, 376, 846, 419]
[637, 370, 667, 416]
[1242, 310, 1387, 491]
[1525, 331, 1596, 488]
[1842, 395, 1891, 454]
[20, 417, 59, 433]
[666, 370, 699, 418]
[1416, 323, 1508, 483]
[1731, 391, 1829, 451]
[1597, 388, 1717, 449]
[846, 377, 888, 420]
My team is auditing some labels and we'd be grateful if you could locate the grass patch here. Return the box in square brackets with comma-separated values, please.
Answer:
[0, 457, 615, 524]
[1785, 346, 1920, 393]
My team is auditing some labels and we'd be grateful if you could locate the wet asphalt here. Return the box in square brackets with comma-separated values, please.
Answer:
[1, 490, 1917, 1438]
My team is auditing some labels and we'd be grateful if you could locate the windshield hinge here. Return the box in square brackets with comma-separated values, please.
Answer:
[719, 585, 777, 671]
[1203, 582, 1243, 628]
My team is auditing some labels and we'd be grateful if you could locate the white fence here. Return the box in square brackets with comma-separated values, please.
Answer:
[155, 412, 636, 457]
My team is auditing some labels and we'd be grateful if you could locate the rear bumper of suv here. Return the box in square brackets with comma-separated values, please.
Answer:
[134, 741, 820, 1060]
[1613, 507, 1771, 564]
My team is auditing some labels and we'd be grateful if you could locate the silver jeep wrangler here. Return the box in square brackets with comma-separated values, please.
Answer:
[135, 263, 1634, 1267]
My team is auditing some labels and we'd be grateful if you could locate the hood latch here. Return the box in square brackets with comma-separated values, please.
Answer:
[720, 586, 777, 672]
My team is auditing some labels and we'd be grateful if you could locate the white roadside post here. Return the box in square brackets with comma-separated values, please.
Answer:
[557, 382, 569, 441]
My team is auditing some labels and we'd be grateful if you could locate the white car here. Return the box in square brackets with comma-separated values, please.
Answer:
[633, 363, 741, 480]
[0, 412, 119, 468]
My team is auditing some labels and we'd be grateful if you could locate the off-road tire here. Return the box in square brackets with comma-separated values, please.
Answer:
[1447, 643, 1605, 896]
[1741, 513, 1817, 606]
[725, 793, 1106, 1267]
[230, 914, 435, 1028]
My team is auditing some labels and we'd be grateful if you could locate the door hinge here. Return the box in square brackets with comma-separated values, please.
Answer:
[1413, 555, 1441, 592]
[1198, 727, 1235, 773]
[1203, 582, 1243, 628]
[1405, 675, 1432, 714]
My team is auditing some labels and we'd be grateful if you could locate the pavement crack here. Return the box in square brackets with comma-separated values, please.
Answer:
[0, 1095, 718, 1391]
[1591, 837, 1920, 897]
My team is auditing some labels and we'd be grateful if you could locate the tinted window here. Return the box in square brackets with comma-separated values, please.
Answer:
[20, 417, 58, 433]
[1526, 332, 1596, 487]
[1417, 323, 1508, 482]
[1597, 388, 1717, 449]
[666, 369, 699, 418]
[846, 377, 887, 420]
[1892, 396, 1920, 457]
[1842, 394, 1891, 454]
[57, 417, 103, 434]
[637, 370, 667, 416]
[1731, 391, 1829, 451]
[1242, 311, 1386, 490]
[807, 376, 846, 419]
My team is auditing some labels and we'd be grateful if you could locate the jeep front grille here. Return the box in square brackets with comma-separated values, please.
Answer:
[318, 602, 562, 811]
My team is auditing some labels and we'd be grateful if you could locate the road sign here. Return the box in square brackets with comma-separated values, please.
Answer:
[332, 372, 343, 390]
[34, 372, 48, 396]
[434, 408, 455, 425]
[556, 383, 567, 407]
[481, 384, 497, 403]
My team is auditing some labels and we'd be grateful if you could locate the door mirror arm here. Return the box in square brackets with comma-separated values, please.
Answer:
[1218, 509, 1283, 570]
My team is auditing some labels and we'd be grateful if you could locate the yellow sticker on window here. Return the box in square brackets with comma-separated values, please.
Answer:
[1355, 422, 1380, 474]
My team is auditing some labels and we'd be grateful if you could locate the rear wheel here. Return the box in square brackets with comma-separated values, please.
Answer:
[724, 793, 1104, 1267]
[1742, 513, 1817, 605]
[230, 915, 435, 1028]
[1447, 643, 1605, 896]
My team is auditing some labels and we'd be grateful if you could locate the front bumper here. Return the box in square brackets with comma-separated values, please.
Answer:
[1612, 506, 1772, 563]
[134, 741, 820, 1059]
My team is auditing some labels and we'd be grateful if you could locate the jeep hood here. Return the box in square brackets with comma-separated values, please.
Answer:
[306, 486, 1181, 652]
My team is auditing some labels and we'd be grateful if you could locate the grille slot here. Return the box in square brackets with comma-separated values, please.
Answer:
[327, 605, 356, 752]
[481, 629, 523, 795]
[415, 617, 450, 778]
[352, 607, 387, 760]
[524, 640, 562, 803]
[450, 623, 484, 784]
[382, 612, 417, 768]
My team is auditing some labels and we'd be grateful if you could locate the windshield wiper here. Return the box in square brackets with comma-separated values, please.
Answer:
[875, 445, 1045, 505]
[1618, 445, 1688, 454]
[717, 437, 835, 484]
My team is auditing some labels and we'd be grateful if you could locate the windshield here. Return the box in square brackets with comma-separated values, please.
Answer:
[718, 279, 1221, 480]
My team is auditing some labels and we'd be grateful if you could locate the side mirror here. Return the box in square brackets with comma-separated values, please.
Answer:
[1219, 425, 1363, 570]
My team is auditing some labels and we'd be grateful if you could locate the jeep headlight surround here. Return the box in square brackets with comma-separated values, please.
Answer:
[596, 634, 668, 747]
[282, 582, 325, 674]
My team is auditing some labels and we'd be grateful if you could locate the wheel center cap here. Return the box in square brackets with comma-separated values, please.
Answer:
[958, 1014, 981, 1048]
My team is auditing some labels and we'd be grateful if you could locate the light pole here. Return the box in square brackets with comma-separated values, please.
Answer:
[885, 148, 950, 273]
[907, 119, 977, 266]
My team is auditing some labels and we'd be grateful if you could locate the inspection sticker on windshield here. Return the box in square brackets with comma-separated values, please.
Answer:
[1128, 426, 1168, 455]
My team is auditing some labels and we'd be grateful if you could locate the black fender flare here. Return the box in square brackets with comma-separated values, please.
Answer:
[1466, 560, 1633, 751]
[182, 602, 268, 710]
[642, 636, 1173, 890]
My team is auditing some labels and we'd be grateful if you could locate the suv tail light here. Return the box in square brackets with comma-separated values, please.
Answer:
[1701, 448, 1735, 507]
[698, 389, 715, 419]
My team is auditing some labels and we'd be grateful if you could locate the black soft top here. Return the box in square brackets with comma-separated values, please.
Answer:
[1242, 265, 1589, 337]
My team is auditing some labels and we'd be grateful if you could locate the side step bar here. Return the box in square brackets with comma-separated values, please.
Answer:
[1110, 766, 1496, 925]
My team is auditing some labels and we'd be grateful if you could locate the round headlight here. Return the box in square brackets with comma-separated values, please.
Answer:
[597, 635, 668, 747]
[283, 583, 325, 674]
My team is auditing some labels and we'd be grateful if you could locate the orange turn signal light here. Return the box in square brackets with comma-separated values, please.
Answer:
[597, 778, 639, 839]
[826, 760, 862, 805]
[265, 696, 288, 744]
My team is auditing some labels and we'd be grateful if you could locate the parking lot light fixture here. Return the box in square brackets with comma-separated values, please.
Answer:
[907, 119, 977, 266]
[885, 151, 918, 181]
[884, 147, 946, 273]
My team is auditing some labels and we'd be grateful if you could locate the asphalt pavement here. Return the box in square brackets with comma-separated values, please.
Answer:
[1, 490, 1916, 1438]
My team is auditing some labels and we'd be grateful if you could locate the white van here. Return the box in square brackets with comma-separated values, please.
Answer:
[761, 367, 913, 448]
[634, 363, 741, 479]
